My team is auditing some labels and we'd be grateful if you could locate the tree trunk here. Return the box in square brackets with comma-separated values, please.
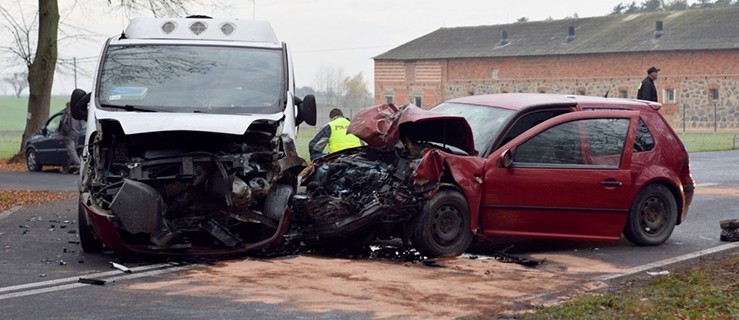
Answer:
[17, 0, 59, 157]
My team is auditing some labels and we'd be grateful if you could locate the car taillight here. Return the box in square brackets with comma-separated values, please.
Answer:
[680, 144, 690, 173]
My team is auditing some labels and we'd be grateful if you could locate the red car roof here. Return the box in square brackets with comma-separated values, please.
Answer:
[446, 93, 660, 111]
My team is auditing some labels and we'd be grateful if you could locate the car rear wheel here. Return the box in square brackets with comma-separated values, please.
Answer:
[411, 189, 473, 258]
[26, 149, 41, 172]
[623, 184, 678, 246]
[78, 200, 103, 253]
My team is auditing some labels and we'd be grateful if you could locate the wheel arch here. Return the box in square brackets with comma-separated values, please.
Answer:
[637, 178, 683, 226]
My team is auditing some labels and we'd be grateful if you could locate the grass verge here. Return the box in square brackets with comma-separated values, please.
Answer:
[515, 251, 739, 320]
[678, 133, 736, 152]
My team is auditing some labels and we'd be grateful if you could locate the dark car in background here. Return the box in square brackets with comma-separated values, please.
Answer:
[23, 110, 85, 172]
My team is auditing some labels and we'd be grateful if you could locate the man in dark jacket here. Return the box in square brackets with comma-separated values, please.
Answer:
[637, 66, 660, 102]
[59, 102, 82, 173]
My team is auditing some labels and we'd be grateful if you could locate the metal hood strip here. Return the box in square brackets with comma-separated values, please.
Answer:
[94, 109, 284, 135]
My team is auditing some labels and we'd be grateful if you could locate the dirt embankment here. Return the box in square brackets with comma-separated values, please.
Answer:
[129, 253, 625, 319]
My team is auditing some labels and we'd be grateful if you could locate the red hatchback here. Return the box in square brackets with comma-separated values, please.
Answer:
[300, 93, 695, 257]
[433, 94, 695, 248]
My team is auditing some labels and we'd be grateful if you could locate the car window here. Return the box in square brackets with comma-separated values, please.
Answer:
[583, 108, 653, 153]
[46, 114, 62, 133]
[431, 102, 516, 155]
[500, 109, 571, 146]
[634, 119, 655, 152]
[513, 118, 630, 168]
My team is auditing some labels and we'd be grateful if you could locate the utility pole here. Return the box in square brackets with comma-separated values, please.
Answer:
[73, 57, 78, 88]
[249, 0, 256, 20]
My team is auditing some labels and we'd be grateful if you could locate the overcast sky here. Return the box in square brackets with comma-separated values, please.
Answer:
[2, 0, 636, 95]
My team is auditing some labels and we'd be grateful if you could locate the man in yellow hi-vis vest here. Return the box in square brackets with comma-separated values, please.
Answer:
[308, 108, 362, 160]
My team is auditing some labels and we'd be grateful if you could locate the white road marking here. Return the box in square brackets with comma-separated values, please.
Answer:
[0, 264, 200, 301]
[0, 206, 22, 221]
[699, 182, 719, 187]
[0, 262, 197, 298]
[593, 242, 739, 281]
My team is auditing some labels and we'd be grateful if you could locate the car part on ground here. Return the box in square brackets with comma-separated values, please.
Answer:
[720, 219, 739, 242]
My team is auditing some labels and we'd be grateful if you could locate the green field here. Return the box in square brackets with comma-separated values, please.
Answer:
[678, 132, 736, 152]
[0, 96, 70, 132]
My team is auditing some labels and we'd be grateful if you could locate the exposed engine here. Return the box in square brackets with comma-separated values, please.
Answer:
[81, 119, 301, 251]
[295, 147, 422, 244]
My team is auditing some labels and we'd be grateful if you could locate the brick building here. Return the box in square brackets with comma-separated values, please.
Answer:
[374, 8, 739, 131]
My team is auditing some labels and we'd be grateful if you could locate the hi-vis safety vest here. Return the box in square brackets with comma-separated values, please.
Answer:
[328, 117, 361, 153]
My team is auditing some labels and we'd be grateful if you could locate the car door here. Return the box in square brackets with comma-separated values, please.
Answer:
[35, 113, 65, 165]
[480, 110, 639, 241]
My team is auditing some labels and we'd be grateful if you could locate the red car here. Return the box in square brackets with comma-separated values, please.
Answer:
[298, 94, 695, 257]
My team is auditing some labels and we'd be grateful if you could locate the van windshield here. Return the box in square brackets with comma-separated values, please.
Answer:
[98, 45, 285, 114]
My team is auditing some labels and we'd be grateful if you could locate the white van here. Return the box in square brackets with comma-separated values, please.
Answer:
[70, 16, 316, 255]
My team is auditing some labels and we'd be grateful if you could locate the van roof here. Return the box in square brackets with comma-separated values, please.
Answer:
[123, 17, 279, 45]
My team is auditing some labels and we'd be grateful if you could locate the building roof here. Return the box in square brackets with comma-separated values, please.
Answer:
[375, 8, 739, 60]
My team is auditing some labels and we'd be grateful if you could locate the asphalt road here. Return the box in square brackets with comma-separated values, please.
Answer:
[1, 150, 738, 318]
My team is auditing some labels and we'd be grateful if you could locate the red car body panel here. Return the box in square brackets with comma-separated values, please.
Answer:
[412, 149, 485, 231]
[349, 104, 476, 155]
[481, 110, 639, 241]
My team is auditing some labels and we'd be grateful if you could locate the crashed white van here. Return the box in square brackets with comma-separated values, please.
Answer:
[70, 16, 316, 255]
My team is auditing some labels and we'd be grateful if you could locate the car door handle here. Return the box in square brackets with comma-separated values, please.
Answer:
[601, 179, 623, 187]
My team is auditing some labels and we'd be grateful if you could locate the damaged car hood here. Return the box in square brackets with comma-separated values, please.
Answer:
[93, 108, 285, 135]
[348, 104, 476, 155]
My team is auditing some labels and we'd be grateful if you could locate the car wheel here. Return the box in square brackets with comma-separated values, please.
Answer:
[411, 189, 473, 258]
[623, 184, 678, 246]
[26, 149, 41, 172]
[78, 200, 103, 253]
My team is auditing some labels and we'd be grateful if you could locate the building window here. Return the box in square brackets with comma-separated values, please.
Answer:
[664, 89, 676, 103]
[619, 90, 628, 98]
[709, 88, 719, 101]
[414, 96, 422, 107]
[385, 96, 394, 104]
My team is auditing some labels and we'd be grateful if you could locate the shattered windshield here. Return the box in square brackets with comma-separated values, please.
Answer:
[432, 102, 515, 154]
[98, 45, 284, 114]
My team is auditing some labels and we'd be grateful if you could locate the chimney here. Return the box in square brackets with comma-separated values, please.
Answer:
[500, 30, 510, 46]
[566, 26, 576, 43]
[654, 21, 664, 38]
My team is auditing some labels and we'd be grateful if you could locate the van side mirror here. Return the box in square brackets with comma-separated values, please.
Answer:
[70, 88, 91, 121]
[296, 94, 317, 126]
[497, 149, 514, 168]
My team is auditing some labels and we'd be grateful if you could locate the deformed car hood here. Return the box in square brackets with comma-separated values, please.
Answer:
[93, 108, 284, 135]
[348, 104, 475, 155]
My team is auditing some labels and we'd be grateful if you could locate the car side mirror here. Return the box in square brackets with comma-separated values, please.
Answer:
[70, 88, 91, 121]
[40, 128, 48, 136]
[296, 94, 317, 126]
[497, 149, 514, 168]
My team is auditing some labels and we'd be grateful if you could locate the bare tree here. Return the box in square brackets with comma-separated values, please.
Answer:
[0, 0, 200, 162]
[3, 71, 29, 97]
[313, 63, 346, 106]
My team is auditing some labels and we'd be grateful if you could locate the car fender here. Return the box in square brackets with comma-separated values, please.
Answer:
[411, 148, 485, 233]
[631, 166, 685, 223]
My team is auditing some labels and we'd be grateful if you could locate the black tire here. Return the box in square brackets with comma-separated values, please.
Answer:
[623, 184, 678, 246]
[411, 189, 473, 258]
[26, 149, 41, 172]
[78, 200, 103, 253]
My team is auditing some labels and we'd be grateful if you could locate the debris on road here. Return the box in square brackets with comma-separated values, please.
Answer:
[646, 270, 670, 276]
[720, 219, 739, 242]
[0, 190, 75, 212]
[110, 261, 132, 273]
[78, 278, 106, 285]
